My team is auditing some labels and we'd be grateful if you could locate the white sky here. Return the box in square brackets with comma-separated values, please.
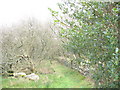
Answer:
[0, 0, 60, 27]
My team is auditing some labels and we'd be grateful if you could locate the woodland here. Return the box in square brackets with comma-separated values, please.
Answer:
[0, 0, 120, 88]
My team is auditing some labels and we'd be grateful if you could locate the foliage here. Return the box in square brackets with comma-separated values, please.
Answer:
[49, 0, 119, 88]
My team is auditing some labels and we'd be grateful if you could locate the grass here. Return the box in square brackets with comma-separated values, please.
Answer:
[0, 76, 2, 89]
[2, 61, 94, 88]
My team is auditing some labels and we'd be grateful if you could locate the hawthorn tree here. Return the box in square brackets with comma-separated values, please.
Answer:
[49, 0, 119, 88]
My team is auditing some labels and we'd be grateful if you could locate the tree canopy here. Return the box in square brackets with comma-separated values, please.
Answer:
[49, 0, 120, 88]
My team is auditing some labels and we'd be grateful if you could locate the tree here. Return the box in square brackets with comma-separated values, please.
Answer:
[49, 0, 119, 88]
[1, 19, 62, 75]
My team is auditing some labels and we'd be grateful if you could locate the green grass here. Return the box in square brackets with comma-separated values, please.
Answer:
[2, 61, 94, 88]
[0, 76, 2, 89]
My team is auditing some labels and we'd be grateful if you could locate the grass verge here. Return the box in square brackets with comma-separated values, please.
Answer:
[2, 61, 94, 88]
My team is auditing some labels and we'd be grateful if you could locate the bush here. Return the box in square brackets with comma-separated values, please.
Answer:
[49, 1, 119, 88]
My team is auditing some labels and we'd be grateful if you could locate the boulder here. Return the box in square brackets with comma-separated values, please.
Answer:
[13, 72, 26, 77]
[24, 73, 39, 81]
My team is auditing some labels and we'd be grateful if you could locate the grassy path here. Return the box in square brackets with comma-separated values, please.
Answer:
[2, 61, 94, 88]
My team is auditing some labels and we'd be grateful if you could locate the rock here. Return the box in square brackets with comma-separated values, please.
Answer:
[24, 73, 39, 81]
[13, 72, 26, 77]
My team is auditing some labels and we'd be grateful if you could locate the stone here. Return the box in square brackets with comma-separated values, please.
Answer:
[13, 72, 26, 77]
[24, 73, 39, 81]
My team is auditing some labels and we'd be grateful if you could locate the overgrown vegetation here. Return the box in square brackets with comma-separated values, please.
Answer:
[1, 18, 63, 76]
[2, 61, 94, 88]
[1, 0, 120, 88]
[49, 0, 120, 88]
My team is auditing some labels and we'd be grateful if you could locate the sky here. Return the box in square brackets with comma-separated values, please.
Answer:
[0, 0, 61, 27]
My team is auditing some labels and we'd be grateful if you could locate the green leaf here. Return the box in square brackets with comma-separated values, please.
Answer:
[54, 20, 60, 23]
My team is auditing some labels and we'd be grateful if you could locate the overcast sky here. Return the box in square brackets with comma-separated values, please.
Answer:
[0, 0, 61, 27]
